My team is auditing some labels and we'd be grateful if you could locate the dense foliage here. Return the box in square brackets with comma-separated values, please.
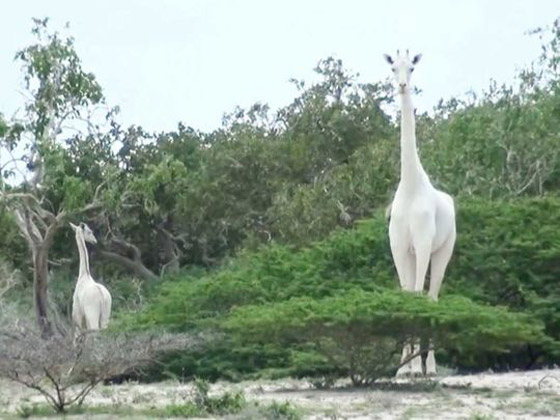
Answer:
[122, 198, 560, 380]
[1, 18, 560, 382]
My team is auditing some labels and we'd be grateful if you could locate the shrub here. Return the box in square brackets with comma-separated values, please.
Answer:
[261, 401, 302, 420]
[225, 289, 546, 385]
[448, 198, 560, 367]
[0, 312, 201, 413]
[127, 211, 394, 332]
[125, 197, 560, 380]
[192, 377, 246, 415]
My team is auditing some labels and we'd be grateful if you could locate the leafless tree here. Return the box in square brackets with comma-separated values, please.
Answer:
[0, 259, 21, 303]
[0, 314, 205, 413]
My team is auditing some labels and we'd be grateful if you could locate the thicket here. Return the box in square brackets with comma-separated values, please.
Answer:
[3, 21, 560, 273]
[1, 18, 560, 384]
[123, 197, 560, 382]
[0, 300, 201, 412]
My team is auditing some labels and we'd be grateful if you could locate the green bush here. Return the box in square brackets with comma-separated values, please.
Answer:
[260, 401, 302, 420]
[449, 198, 560, 367]
[120, 197, 560, 380]
[225, 289, 545, 384]
[128, 212, 394, 332]
[191, 377, 246, 415]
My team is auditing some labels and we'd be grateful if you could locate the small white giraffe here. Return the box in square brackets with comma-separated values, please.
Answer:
[70, 222, 112, 332]
[384, 50, 456, 376]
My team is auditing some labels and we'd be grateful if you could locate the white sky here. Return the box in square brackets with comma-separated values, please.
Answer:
[0, 0, 558, 133]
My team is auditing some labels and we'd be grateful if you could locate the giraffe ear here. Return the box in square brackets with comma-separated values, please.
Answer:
[412, 54, 422, 65]
[69, 222, 78, 232]
[383, 54, 394, 65]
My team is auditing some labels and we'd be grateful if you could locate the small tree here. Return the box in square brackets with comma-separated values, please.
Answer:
[226, 290, 547, 385]
[0, 314, 203, 413]
[0, 19, 111, 337]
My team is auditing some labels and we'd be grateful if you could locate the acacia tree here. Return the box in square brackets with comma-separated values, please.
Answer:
[0, 19, 111, 337]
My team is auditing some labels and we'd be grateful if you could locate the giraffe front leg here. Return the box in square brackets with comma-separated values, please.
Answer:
[72, 301, 83, 329]
[396, 341, 413, 377]
[396, 339, 423, 377]
[72, 306, 84, 345]
[428, 230, 456, 300]
[410, 210, 436, 293]
[425, 345, 437, 376]
[413, 245, 431, 293]
[410, 341, 423, 375]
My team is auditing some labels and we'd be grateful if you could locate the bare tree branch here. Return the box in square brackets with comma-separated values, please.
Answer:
[43, 209, 67, 250]
[0, 313, 206, 412]
[0, 262, 21, 302]
[13, 208, 42, 247]
[99, 248, 157, 281]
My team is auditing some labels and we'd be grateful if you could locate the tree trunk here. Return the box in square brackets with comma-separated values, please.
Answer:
[33, 247, 52, 338]
[158, 227, 180, 275]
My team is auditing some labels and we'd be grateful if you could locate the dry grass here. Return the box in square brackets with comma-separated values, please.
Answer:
[2, 368, 559, 418]
[0, 309, 204, 413]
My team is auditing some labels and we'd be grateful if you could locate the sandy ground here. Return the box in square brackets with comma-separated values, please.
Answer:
[1, 368, 559, 419]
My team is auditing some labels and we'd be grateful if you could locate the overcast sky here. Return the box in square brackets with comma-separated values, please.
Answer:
[0, 1, 558, 133]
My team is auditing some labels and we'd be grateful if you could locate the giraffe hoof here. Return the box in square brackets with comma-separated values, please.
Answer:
[396, 368, 424, 378]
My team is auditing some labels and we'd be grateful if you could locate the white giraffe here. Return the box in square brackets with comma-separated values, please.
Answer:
[70, 222, 112, 332]
[384, 51, 456, 376]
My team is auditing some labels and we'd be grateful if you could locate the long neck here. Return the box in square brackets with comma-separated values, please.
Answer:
[399, 91, 424, 186]
[75, 232, 91, 280]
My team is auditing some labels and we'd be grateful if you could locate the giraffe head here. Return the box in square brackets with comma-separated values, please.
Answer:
[69, 222, 98, 245]
[384, 50, 422, 94]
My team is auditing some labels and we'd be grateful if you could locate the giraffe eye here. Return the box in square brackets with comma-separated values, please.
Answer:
[410, 67, 415, 73]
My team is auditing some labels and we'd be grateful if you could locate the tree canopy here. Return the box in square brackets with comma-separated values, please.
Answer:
[1, 17, 559, 381]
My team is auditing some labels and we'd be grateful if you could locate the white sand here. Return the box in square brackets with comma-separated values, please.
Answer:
[1, 368, 559, 419]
